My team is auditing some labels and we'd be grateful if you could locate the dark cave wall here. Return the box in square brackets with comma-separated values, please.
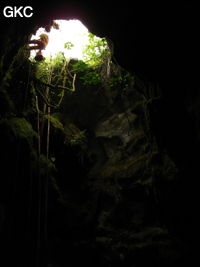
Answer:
[0, 1, 200, 266]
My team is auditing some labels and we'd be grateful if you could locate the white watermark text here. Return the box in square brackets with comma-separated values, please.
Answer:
[3, 6, 33, 18]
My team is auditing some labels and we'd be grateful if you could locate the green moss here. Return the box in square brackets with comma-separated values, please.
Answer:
[0, 89, 15, 115]
[0, 117, 37, 145]
[64, 123, 87, 147]
[30, 151, 57, 180]
[38, 154, 56, 176]
[43, 114, 64, 132]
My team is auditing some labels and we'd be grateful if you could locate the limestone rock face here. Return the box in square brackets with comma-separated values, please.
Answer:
[50, 66, 182, 266]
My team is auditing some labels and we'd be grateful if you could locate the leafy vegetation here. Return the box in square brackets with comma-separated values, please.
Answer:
[82, 33, 110, 66]
[109, 72, 132, 92]
[64, 41, 74, 50]
[64, 123, 87, 147]
[32, 31, 111, 107]
[69, 130, 86, 146]
[29, 31, 112, 157]
[71, 60, 89, 72]
[80, 71, 102, 85]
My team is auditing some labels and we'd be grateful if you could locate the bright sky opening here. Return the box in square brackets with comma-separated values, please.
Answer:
[30, 19, 92, 60]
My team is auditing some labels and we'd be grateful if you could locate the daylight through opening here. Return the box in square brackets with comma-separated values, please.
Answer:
[30, 19, 109, 66]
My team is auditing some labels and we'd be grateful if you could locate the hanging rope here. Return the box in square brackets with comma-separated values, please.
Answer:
[34, 78, 72, 91]
[72, 73, 76, 91]
[35, 95, 41, 156]
[44, 105, 50, 263]
[33, 53, 79, 265]
[35, 92, 42, 267]
[35, 65, 52, 267]
[43, 58, 53, 265]
[23, 62, 32, 112]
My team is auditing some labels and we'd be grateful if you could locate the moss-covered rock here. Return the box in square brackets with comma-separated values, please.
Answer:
[0, 117, 37, 145]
